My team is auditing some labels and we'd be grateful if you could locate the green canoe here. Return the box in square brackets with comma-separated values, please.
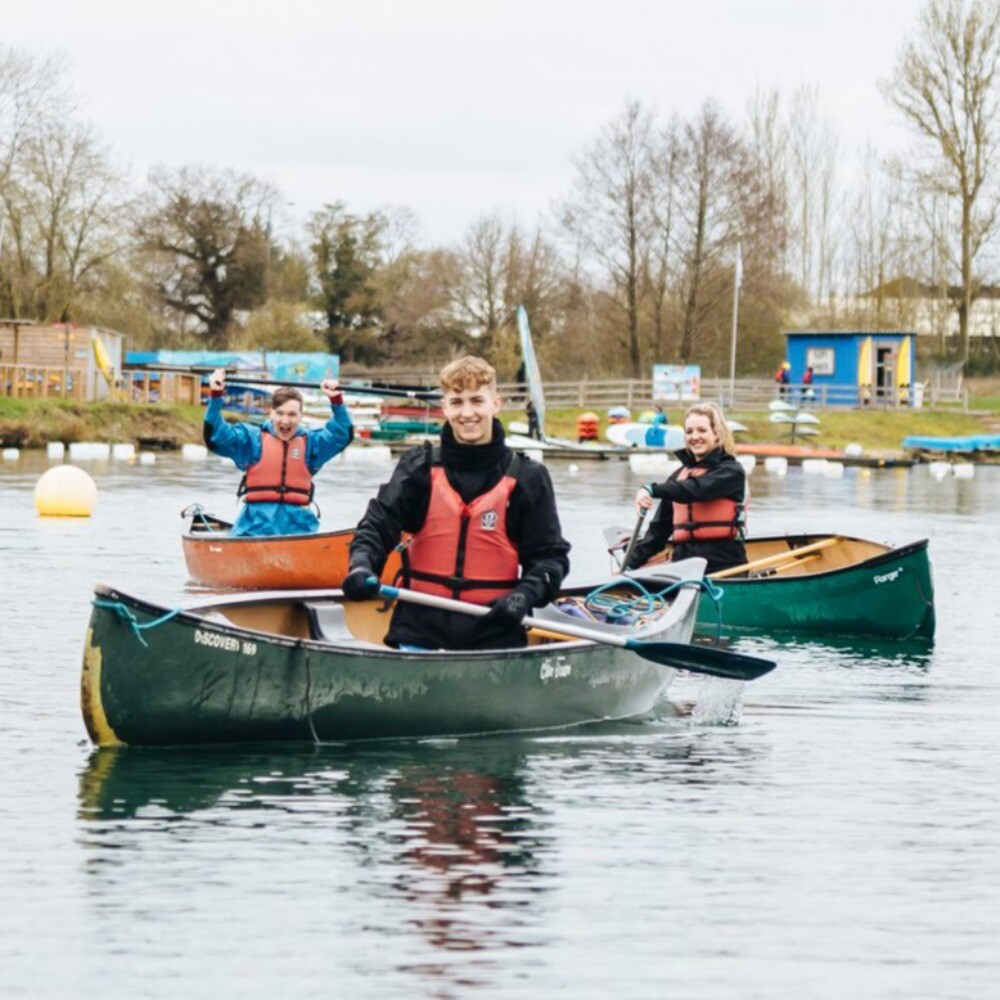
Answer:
[634, 533, 935, 642]
[82, 570, 706, 748]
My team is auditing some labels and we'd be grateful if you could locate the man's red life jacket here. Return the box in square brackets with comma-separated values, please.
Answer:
[239, 432, 313, 506]
[671, 465, 746, 542]
[404, 457, 521, 603]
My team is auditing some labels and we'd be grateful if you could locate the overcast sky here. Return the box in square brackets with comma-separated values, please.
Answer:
[8, 0, 926, 244]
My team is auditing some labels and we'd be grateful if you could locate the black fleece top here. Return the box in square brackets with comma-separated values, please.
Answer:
[350, 420, 571, 650]
[626, 447, 748, 575]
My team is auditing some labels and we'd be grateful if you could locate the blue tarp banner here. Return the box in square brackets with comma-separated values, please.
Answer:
[127, 350, 340, 382]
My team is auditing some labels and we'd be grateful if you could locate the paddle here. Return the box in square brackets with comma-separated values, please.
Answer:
[619, 508, 648, 571]
[711, 536, 842, 580]
[374, 581, 776, 682]
[128, 364, 442, 403]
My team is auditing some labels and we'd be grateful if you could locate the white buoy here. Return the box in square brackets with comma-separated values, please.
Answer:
[111, 443, 136, 461]
[764, 456, 788, 475]
[69, 442, 111, 460]
[953, 463, 975, 479]
[568, 463, 580, 475]
[523, 449, 545, 464]
[823, 461, 845, 478]
[139, 452, 157, 465]
[736, 455, 757, 476]
[181, 443, 209, 461]
[801, 458, 828, 475]
[2, 448, 19, 461]
[508, 420, 530, 435]
[47, 442, 65, 460]
[928, 461, 952, 479]
[844, 443, 864, 458]
[34, 465, 98, 517]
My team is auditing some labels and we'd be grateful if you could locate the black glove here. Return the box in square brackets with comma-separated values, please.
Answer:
[342, 566, 380, 601]
[475, 590, 530, 632]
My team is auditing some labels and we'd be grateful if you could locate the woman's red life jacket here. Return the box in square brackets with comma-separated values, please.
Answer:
[404, 458, 521, 603]
[239, 432, 313, 506]
[671, 465, 746, 542]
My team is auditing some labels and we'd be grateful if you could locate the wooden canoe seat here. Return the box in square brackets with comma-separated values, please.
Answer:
[302, 602, 385, 649]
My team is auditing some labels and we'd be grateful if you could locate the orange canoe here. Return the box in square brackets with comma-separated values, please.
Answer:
[182, 519, 401, 590]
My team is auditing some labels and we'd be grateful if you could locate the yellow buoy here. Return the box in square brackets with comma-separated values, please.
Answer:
[34, 465, 98, 517]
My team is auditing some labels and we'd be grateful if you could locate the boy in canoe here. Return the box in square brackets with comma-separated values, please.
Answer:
[203, 368, 353, 537]
[344, 356, 571, 650]
[625, 401, 748, 575]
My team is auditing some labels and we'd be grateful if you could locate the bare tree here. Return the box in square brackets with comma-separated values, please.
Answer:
[21, 120, 130, 321]
[746, 86, 790, 278]
[646, 119, 681, 359]
[883, 0, 1000, 360]
[563, 100, 656, 376]
[675, 102, 746, 363]
[451, 212, 508, 354]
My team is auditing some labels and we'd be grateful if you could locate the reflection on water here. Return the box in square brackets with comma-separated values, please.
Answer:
[76, 729, 730, 991]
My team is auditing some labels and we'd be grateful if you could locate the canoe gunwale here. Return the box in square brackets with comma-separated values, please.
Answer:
[716, 535, 930, 587]
[92, 580, 699, 661]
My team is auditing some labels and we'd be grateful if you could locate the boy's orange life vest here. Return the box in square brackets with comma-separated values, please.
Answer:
[239, 432, 313, 505]
[671, 466, 745, 542]
[405, 461, 521, 603]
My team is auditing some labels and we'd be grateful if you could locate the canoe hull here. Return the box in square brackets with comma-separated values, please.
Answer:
[83, 583, 700, 747]
[696, 537, 935, 641]
[182, 528, 402, 590]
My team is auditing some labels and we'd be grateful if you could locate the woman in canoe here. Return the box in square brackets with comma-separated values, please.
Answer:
[625, 402, 747, 575]
[202, 368, 353, 537]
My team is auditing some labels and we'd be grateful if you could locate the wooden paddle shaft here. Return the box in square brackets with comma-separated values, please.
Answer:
[711, 536, 842, 580]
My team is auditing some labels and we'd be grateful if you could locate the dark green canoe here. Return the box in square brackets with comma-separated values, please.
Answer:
[82, 573, 704, 747]
[686, 534, 935, 641]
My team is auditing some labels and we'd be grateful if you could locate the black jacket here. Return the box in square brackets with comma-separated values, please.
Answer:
[349, 420, 571, 650]
[626, 447, 747, 575]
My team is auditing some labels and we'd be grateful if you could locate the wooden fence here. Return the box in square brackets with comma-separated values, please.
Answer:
[1, 364, 200, 405]
[497, 378, 967, 412]
[2, 364, 966, 412]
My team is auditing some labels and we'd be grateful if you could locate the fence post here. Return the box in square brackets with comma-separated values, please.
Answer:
[579, 380, 586, 407]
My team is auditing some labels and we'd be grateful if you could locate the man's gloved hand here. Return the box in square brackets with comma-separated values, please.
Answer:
[475, 589, 530, 632]
[342, 566, 380, 601]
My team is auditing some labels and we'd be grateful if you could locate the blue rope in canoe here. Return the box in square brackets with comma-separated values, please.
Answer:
[92, 599, 184, 647]
[581, 575, 725, 639]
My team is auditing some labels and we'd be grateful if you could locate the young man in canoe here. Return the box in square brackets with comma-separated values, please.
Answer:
[343, 356, 571, 650]
[625, 402, 748, 575]
[203, 368, 353, 537]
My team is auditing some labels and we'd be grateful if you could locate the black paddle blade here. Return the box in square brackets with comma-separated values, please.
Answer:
[626, 639, 776, 681]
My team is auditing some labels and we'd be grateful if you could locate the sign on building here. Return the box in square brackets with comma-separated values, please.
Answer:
[652, 364, 701, 401]
[806, 347, 835, 375]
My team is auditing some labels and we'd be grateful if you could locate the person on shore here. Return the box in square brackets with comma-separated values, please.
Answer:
[526, 399, 541, 440]
[625, 402, 747, 575]
[203, 368, 353, 537]
[775, 360, 791, 398]
[801, 365, 815, 405]
[343, 356, 571, 651]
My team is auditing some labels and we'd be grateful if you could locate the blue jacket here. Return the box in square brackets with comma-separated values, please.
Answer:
[203, 396, 353, 536]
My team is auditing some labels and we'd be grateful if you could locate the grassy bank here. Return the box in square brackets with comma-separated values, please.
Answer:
[0, 399, 204, 449]
[2, 396, 996, 455]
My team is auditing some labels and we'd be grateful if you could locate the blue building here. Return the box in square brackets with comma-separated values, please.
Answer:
[783, 331, 917, 407]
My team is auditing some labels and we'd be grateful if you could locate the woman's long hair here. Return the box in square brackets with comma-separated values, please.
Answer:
[683, 402, 736, 456]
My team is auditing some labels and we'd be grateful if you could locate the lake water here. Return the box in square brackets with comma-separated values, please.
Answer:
[1, 450, 998, 999]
